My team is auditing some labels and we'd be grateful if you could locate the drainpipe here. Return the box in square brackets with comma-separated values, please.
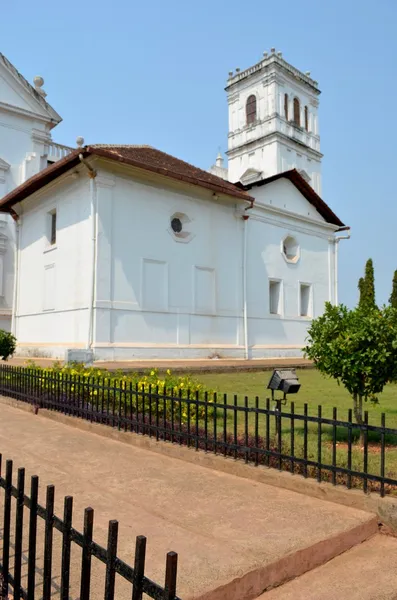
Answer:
[327, 238, 332, 302]
[10, 209, 21, 337]
[79, 155, 97, 349]
[334, 227, 351, 305]
[242, 200, 253, 360]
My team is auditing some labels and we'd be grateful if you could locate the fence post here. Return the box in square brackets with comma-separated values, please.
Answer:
[80, 507, 94, 600]
[61, 496, 73, 600]
[27, 475, 39, 600]
[132, 535, 146, 600]
[43, 485, 55, 600]
[1, 460, 12, 600]
[164, 552, 178, 600]
[276, 400, 282, 470]
[13, 467, 25, 600]
[104, 520, 118, 600]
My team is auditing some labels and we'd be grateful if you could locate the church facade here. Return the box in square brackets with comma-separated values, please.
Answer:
[0, 49, 348, 361]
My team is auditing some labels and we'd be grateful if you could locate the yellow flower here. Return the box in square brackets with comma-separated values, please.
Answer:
[150, 370, 155, 376]
[166, 369, 171, 375]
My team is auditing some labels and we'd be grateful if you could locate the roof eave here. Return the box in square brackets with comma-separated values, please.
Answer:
[87, 147, 252, 203]
[241, 169, 344, 228]
[0, 147, 253, 212]
[0, 149, 83, 213]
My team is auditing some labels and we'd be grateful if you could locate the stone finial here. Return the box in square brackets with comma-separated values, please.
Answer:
[277, 51, 282, 57]
[228, 71, 233, 78]
[215, 152, 224, 168]
[76, 136, 85, 148]
[33, 75, 47, 98]
[235, 67, 240, 73]
[270, 47, 276, 53]
[305, 71, 311, 77]
[263, 51, 268, 58]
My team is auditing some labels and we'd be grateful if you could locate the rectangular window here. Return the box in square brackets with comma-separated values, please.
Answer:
[269, 280, 282, 315]
[47, 210, 57, 246]
[300, 283, 312, 317]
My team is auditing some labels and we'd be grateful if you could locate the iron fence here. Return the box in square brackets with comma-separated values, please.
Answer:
[0, 454, 180, 600]
[0, 365, 396, 497]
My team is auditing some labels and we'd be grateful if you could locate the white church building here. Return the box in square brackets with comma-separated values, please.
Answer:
[0, 48, 348, 360]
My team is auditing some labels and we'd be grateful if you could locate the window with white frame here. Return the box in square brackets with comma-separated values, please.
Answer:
[269, 279, 282, 315]
[300, 283, 312, 317]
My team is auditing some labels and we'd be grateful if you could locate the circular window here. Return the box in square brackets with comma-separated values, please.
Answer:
[282, 235, 300, 263]
[171, 217, 183, 233]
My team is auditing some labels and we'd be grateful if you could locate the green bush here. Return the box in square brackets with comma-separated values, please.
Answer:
[0, 330, 16, 360]
[24, 363, 216, 422]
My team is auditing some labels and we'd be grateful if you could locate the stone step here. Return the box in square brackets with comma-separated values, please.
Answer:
[257, 534, 397, 599]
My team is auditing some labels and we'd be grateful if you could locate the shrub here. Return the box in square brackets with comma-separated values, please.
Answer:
[23, 363, 216, 422]
[0, 330, 16, 360]
[304, 302, 397, 430]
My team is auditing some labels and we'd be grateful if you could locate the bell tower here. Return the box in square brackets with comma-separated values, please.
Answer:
[225, 49, 322, 194]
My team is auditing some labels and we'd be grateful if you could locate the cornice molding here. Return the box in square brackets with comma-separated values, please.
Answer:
[0, 157, 10, 172]
[227, 92, 240, 104]
[0, 100, 57, 125]
[0, 53, 62, 124]
[31, 128, 51, 144]
[249, 206, 336, 238]
[226, 54, 320, 94]
[227, 130, 323, 160]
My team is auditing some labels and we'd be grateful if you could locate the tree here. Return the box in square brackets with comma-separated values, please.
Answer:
[358, 258, 376, 312]
[304, 303, 397, 434]
[0, 330, 16, 360]
[389, 270, 397, 309]
[358, 277, 365, 306]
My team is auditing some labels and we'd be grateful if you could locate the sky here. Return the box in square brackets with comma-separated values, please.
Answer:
[2, 0, 396, 307]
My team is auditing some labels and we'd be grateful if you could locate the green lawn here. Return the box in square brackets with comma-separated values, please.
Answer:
[196, 368, 397, 427]
[193, 369, 397, 492]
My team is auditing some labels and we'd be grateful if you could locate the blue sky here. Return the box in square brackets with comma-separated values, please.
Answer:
[2, 0, 396, 307]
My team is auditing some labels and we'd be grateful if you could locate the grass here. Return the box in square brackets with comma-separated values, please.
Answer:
[192, 369, 397, 493]
[196, 369, 397, 426]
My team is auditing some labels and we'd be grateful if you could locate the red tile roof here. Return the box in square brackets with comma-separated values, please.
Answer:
[0, 145, 344, 228]
[0, 145, 253, 212]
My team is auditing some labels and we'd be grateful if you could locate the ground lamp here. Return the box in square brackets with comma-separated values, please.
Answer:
[267, 369, 301, 405]
[267, 369, 301, 436]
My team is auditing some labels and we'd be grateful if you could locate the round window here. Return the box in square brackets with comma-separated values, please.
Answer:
[171, 217, 183, 233]
[282, 236, 300, 263]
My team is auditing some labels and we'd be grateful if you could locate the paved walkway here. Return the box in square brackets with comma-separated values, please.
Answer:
[8, 356, 312, 373]
[260, 535, 397, 599]
[0, 403, 374, 600]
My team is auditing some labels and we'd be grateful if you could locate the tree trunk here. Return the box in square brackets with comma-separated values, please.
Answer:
[353, 393, 364, 445]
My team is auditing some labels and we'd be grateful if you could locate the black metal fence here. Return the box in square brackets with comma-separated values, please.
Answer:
[0, 365, 397, 497]
[0, 454, 180, 600]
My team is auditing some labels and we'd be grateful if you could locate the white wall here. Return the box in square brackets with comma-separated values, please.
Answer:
[92, 166, 336, 359]
[13, 162, 338, 360]
[253, 178, 324, 222]
[93, 170, 244, 360]
[14, 175, 92, 354]
[246, 179, 336, 355]
[0, 66, 59, 333]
